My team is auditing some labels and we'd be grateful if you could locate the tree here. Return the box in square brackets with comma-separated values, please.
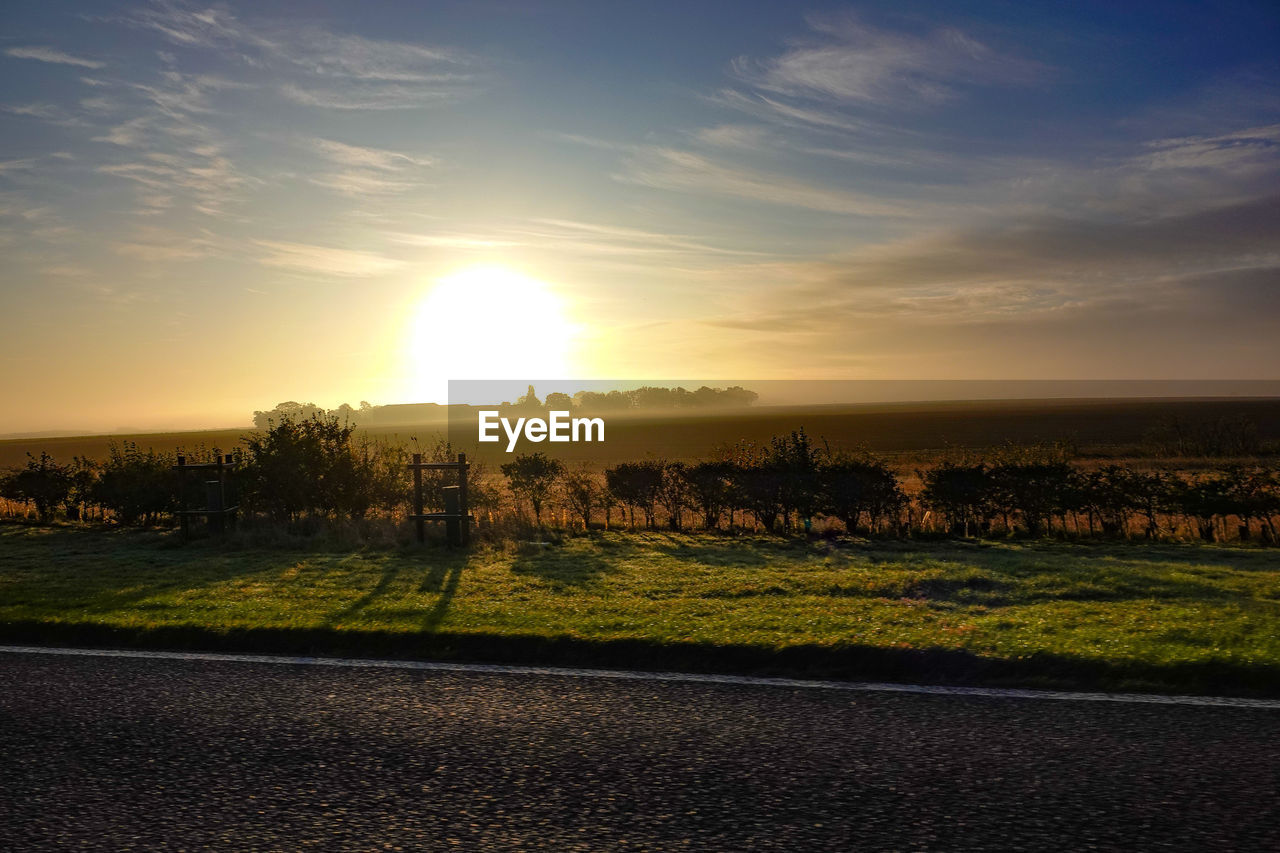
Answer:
[515, 384, 542, 411]
[240, 414, 391, 521]
[821, 455, 904, 535]
[560, 466, 602, 529]
[921, 461, 997, 536]
[544, 391, 573, 410]
[768, 429, 823, 530]
[990, 461, 1075, 535]
[682, 461, 735, 530]
[501, 452, 563, 526]
[605, 461, 665, 528]
[1, 452, 73, 521]
[658, 462, 691, 530]
[91, 442, 177, 526]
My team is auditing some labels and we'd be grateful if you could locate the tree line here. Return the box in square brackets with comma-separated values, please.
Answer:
[250, 385, 759, 429]
[3, 418, 1279, 544]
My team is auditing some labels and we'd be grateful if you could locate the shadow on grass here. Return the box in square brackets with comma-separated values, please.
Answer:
[0, 524, 478, 627]
[422, 560, 464, 631]
[509, 540, 626, 589]
[2, 619, 1277, 698]
[0, 525, 284, 617]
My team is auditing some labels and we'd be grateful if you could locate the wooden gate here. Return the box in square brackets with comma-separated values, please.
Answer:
[407, 452, 471, 546]
[174, 454, 238, 537]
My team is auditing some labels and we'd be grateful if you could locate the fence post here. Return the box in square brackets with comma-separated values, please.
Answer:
[412, 453, 425, 544]
[224, 454, 236, 530]
[206, 479, 224, 535]
[457, 452, 469, 546]
[443, 485, 461, 547]
[177, 456, 189, 539]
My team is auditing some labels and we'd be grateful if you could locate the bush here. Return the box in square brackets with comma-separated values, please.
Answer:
[240, 414, 400, 522]
[605, 461, 665, 528]
[921, 462, 996, 535]
[990, 462, 1075, 535]
[1, 452, 74, 521]
[91, 442, 179, 526]
[821, 455, 904, 535]
[501, 452, 563, 526]
[681, 460, 735, 530]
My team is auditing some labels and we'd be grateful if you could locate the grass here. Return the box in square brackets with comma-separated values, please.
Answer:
[1, 523, 1278, 696]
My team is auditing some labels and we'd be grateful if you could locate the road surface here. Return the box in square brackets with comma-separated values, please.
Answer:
[1, 649, 1277, 851]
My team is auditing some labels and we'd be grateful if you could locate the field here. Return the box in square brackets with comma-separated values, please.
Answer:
[5, 396, 1280, 471]
[2, 524, 1277, 696]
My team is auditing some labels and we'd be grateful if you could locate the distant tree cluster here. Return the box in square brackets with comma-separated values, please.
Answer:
[252, 400, 373, 430]
[499, 385, 759, 413]
[250, 386, 757, 430]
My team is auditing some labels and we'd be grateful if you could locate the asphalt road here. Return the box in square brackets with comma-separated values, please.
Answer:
[1, 651, 1277, 851]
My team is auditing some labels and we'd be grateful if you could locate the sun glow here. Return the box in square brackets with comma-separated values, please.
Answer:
[406, 266, 576, 400]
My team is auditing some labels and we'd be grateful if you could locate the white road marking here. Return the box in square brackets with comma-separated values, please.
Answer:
[2, 644, 1277, 709]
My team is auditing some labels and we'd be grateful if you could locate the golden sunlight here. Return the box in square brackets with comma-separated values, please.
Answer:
[406, 266, 576, 399]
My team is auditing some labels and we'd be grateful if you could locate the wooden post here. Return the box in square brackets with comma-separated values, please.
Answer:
[412, 453, 425, 544]
[457, 452, 470, 546]
[224, 454, 235, 530]
[177, 456, 188, 539]
[443, 486, 461, 547]
[206, 479, 224, 535]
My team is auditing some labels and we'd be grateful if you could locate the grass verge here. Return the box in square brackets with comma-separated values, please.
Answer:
[1, 524, 1277, 696]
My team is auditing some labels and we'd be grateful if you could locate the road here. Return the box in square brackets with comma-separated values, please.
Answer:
[1, 649, 1277, 851]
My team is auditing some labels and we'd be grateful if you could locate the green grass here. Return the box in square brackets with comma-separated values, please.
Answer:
[2, 523, 1278, 695]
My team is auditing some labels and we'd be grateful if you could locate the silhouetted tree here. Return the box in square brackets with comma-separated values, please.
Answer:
[605, 461, 665, 528]
[560, 466, 603, 529]
[91, 442, 178, 525]
[501, 452, 563, 526]
[821, 454, 904, 535]
[682, 460, 735, 530]
[1, 452, 73, 521]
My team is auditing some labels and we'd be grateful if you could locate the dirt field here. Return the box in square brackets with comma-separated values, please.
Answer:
[4, 397, 1279, 470]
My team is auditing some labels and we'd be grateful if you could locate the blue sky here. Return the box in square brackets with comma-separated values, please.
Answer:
[1, 1, 1278, 430]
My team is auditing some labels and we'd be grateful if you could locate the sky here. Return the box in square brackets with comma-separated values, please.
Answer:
[1, 0, 1278, 432]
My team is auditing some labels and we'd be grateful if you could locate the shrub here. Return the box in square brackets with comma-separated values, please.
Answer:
[1, 452, 74, 521]
[821, 455, 905, 535]
[605, 461, 665, 528]
[681, 460, 735, 530]
[921, 462, 996, 535]
[240, 414, 395, 521]
[501, 452, 564, 526]
[91, 442, 179, 526]
[560, 466, 604, 529]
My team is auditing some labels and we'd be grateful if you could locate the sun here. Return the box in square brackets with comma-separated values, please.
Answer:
[406, 265, 576, 399]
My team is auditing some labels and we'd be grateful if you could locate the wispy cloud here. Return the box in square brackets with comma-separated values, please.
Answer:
[307, 138, 434, 196]
[0, 159, 36, 175]
[114, 240, 209, 261]
[278, 82, 460, 111]
[731, 13, 1042, 107]
[110, 226, 219, 261]
[126, 0, 481, 111]
[5, 46, 104, 69]
[1, 102, 85, 125]
[1137, 124, 1280, 176]
[696, 192, 1280, 334]
[617, 146, 914, 216]
[311, 139, 434, 170]
[388, 232, 523, 250]
[253, 239, 405, 277]
[97, 142, 254, 218]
